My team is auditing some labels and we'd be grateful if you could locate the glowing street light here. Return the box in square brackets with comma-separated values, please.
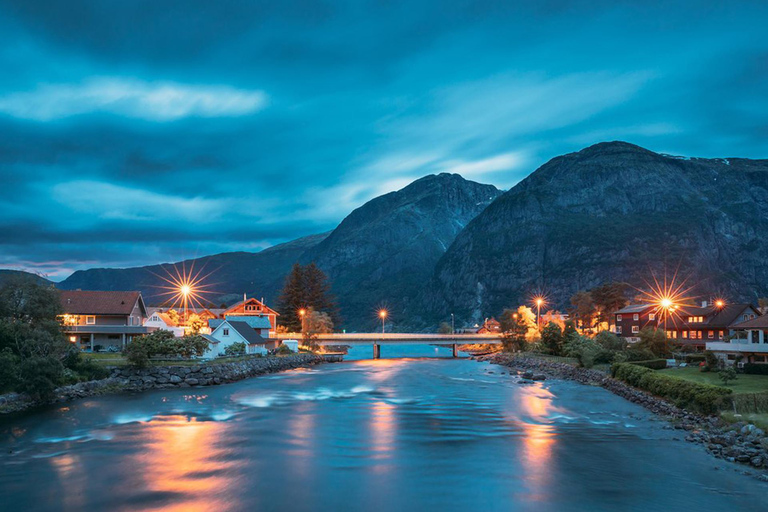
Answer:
[715, 299, 725, 309]
[298, 308, 307, 333]
[379, 309, 388, 334]
[533, 296, 546, 328]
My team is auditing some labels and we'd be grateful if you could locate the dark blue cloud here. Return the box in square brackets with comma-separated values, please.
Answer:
[0, 0, 766, 279]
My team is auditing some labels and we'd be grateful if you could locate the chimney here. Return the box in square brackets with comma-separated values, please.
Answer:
[701, 300, 708, 308]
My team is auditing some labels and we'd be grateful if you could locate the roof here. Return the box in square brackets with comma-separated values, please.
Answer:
[730, 314, 768, 330]
[226, 320, 268, 345]
[156, 313, 178, 327]
[60, 290, 144, 316]
[209, 318, 224, 329]
[222, 298, 279, 317]
[225, 315, 272, 329]
[202, 334, 219, 345]
[615, 304, 654, 314]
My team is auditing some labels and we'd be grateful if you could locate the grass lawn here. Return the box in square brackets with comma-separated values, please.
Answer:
[658, 367, 768, 394]
[721, 412, 768, 431]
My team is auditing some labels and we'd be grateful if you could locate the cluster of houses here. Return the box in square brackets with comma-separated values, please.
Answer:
[613, 300, 768, 366]
[58, 290, 289, 359]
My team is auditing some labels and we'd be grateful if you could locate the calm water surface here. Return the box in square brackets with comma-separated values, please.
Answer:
[1, 345, 767, 511]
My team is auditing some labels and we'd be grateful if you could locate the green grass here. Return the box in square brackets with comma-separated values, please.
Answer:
[658, 367, 768, 394]
[721, 412, 768, 431]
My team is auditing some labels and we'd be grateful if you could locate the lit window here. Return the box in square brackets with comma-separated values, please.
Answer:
[683, 331, 688, 338]
[86, 316, 95, 325]
[632, 325, 639, 333]
[617, 326, 622, 334]
[633, 314, 639, 321]
[719, 331, 724, 338]
[708, 331, 714, 339]
[649, 313, 656, 321]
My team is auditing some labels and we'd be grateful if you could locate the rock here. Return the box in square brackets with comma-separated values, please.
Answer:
[185, 378, 199, 386]
[531, 374, 546, 381]
[751, 457, 764, 468]
[169, 375, 182, 384]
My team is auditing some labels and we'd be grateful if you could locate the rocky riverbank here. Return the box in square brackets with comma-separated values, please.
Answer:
[0, 353, 328, 415]
[478, 352, 768, 480]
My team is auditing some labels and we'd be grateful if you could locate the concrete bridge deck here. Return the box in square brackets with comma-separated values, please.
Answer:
[273, 332, 502, 358]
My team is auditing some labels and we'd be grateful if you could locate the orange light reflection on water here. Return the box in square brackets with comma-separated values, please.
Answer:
[134, 415, 238, 512]
[516, 385, 556, 500]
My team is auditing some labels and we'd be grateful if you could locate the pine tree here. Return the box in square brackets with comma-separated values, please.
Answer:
[277, 263, 306, 332]
[303, 262, 340, 324]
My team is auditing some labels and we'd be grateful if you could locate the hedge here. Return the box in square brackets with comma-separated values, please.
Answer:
[725, 392, 768, 414]
[684, 354, 706, 364]
[629, 359, 668, 370]
[611, 363, 732, 414]
[742, 363, 768, 375]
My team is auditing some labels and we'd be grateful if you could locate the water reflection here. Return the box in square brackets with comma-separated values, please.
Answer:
[50, 453, 85, 510]
[516, 385, 556, 500]
[134, 415, 238, 512]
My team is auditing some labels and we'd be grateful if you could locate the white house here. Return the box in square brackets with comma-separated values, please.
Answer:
[144, 312, 185, 337]
[204, 319, 268, 358]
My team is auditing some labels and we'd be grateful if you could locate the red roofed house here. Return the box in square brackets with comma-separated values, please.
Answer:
[59, 290, 154, 352]
[221, 297, 279, 333]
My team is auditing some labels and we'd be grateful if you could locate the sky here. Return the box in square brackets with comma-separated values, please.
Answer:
[0, 1, 766, 280]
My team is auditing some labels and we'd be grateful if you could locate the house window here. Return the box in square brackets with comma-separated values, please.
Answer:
[86, 315, 96, 325]
[223, 328, 229, 336]
[666, 331, 674, 338]
[632, 325, 639, 334]
[682, 331, 688, 339]
[633, 314, 639, 321]
[649, 313, 656, 321]
[616, 326, 622, 334]
[708, 331, 714, 339]
[718, 331, 724, 339]
[616, 315, 622, 322]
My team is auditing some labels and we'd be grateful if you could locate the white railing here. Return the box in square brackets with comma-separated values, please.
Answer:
[706, 341, 768, 353]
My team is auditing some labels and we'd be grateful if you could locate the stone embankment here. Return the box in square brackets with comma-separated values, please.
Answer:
[0, 353, 327, 415]
[478, 352, 768, 479]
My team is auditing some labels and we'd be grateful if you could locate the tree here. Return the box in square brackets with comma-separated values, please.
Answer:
[591, 283, 628, 328]
[595, 331, 626, 352]
[563, 335, 601, 369]
[302, 308, 334, 351]
[499, 306, 539, 352]
[277, 263, 306, 332]
[719, 366, 737, 386]
[166, 309, 180, 326]
[637, 327, 671, 357]
[186, 314, 205, 334]
[570, 291, 597, 333]
[540, 322, 564, 355]
[277, 263, 339, 331]
[224, 341, 246, 357]
[438, 322, 453, 334]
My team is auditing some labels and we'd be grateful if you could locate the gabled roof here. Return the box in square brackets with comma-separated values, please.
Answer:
[60, 290, 145, 316]
[226, 320, 268, 345]
[226, 315, 272, 329]
[615, 304, 654, 314]
[730, 314, 768, 330]
[209, 318, 224, 329]
[222, 297, 279, 317]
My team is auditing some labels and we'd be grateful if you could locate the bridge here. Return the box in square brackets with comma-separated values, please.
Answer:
[273, 332, 503, 358]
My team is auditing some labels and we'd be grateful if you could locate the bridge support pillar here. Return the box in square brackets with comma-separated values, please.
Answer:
[373, 343, 381, 359]
[452, 343, 458, 358]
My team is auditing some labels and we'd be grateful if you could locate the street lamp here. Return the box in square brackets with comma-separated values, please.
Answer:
[180, 284, 191, 321]
[379, 309, 388, 334]
[298, 308, 307, 333]
[451, 313, 455, 335]
[534, 297, 545, 328]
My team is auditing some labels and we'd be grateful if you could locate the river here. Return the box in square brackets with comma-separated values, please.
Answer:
[1, 345, 767, 511]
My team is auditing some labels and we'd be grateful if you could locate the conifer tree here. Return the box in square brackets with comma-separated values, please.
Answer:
[277, 263, 306, 332]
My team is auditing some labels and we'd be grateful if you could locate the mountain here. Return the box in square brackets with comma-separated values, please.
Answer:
[0, 269, 53, 287]
[59, 232, 330, 306]
[424, 141, 768, 326]
[301, 173, 501, 330]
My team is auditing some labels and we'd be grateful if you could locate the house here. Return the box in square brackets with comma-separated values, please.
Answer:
[222, 297, 279, 332]
[144, 311, 185, 337]
[205, 319, 269, 358]
[59, 290, 154, 351]
[706, 314, 768, 366]
[613, 301, 760, 349]
[477, 317, 501, 334]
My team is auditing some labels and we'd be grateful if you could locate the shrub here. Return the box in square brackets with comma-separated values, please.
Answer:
[624, 346, 656, 362]
[124, 340, 150, 368]
[62, 347, 109, 381]
[275, 344, 293, 355]
[125, 330, 210, 367]
[563, 335, 601, 368]
[0, 348, 20, 393]
[704, 350, 719, 370]
[18, 356, 64, 400]
[685, 354, 706, 364]
[743, 363, 768, 375]
[611, 362, 732, 414]
[719, 367, 737, 386]
[223, 342, 246, 357]
[629, 359, 668, 370]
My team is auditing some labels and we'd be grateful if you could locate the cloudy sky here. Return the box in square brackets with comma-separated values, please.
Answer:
[0, 1, 766, 280]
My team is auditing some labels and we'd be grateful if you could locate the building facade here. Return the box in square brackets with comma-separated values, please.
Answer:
[59, 290, 153, 351]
